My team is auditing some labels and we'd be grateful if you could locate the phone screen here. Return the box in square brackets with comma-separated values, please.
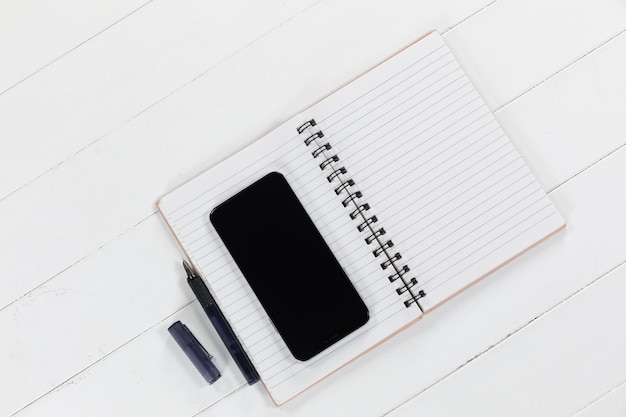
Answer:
[210, 172, 369, 361]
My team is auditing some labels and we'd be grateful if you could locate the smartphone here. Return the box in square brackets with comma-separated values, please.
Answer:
[210, 172, 369, 361]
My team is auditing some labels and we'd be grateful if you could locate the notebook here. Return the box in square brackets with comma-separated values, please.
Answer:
[156, 30, 565, 405]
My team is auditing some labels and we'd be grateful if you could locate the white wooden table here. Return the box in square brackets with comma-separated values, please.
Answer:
[2, 1, 625, 415]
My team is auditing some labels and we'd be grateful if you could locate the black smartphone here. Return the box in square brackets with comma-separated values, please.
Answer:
[210, 172, 369, 361]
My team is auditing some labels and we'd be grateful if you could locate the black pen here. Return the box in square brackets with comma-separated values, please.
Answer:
[183, 259, 260, 385]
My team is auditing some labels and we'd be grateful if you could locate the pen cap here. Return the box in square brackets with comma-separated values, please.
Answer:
[168, 321, 221, 384]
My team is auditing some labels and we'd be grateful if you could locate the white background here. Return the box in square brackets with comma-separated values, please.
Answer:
[1, 0, 625, 416]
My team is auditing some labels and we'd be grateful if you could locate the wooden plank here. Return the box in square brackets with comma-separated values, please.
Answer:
[0, 0, 321, 201]
[443, 0, 626, 110]
[10, 299, 249, 417]
[386, 265, 626, 417]
[0, 215, 245, 415]
[496, 33, 626, 191]
[0, 0, 148, 94]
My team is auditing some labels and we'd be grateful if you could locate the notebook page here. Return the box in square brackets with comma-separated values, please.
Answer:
[306, 31, 565, 312]
[157, 117, 421, 404]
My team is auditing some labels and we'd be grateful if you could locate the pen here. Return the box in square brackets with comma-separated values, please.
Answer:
[183, 259, 260, 385]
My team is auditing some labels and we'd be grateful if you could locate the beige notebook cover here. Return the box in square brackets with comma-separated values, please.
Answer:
[156, 31, 565, 405]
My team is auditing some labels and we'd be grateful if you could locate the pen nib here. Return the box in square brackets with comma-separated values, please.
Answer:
[182, 259, 195, 278]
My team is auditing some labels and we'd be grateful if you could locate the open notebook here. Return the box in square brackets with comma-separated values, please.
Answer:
[157, 31, 565, 405]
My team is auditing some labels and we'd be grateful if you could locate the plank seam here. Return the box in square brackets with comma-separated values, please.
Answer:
[548, 142, 626, 194]
[569, 380, 626, 417]
[495, 28, 626, 113]
[0, 0, 156, 97]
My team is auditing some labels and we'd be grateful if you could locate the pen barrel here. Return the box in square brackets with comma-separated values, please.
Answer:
[188, 276, 260, 385]
[206, 307, 260, 385]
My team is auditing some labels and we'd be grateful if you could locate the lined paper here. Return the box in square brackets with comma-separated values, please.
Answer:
[157, 31, 563, 405]
[307, 32, 564, 310]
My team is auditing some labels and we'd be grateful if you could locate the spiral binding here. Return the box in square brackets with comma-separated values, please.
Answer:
[296, 119, 426, 309]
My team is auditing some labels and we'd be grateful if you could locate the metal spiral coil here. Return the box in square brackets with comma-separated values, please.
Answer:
[350, 203, 370, 219]
[296, 118, 426, 309]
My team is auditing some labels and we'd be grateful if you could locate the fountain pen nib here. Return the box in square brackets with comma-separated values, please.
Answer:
[182, 259, 195, 278]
